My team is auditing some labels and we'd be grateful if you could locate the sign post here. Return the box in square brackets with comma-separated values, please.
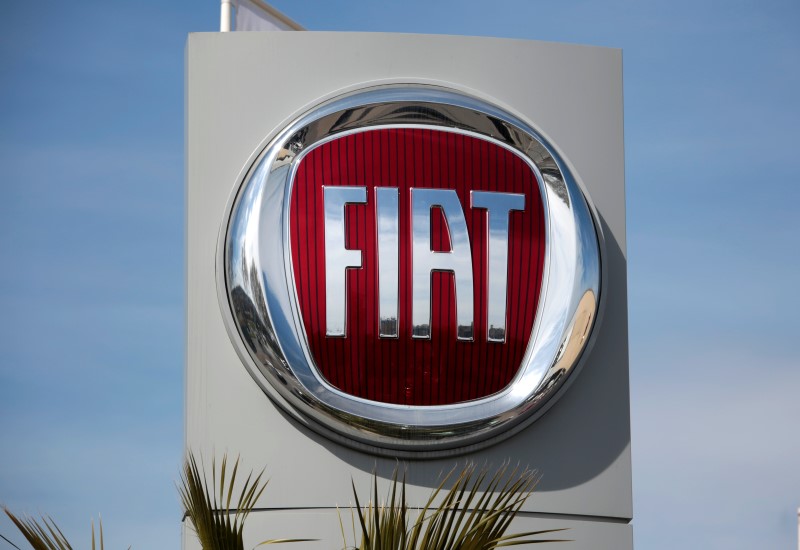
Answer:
[185, 31, 630, 549]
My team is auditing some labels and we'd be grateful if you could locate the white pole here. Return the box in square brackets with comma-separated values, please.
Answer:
[220, 0, 234, 32]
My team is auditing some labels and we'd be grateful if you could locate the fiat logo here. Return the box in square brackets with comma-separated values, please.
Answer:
[218, 85, 601, 455]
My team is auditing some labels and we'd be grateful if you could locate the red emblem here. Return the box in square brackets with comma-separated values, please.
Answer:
[289, 128, 545, 405]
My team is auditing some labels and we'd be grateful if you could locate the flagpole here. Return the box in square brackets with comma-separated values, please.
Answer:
[220, 0, 234, 32]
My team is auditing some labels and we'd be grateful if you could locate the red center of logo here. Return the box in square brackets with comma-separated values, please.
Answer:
[289, 128, 545, 405]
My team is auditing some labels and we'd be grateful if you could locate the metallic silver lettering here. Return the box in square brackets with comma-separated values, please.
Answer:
[376, 187, 399, 337]
[471, 191, 525, 342]
[411, 188, 474, 340]
[323, 186, 367, 337]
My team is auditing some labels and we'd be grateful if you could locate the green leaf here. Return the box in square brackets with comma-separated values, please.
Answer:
[343, 464, 568, 550]
[178, 451, 314, 550]
[3, 508, 116, 550]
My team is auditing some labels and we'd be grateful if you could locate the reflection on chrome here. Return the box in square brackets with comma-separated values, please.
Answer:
[323, 186, 367, 337]
[410, 188, 474, 341]
[218, 84, 603, 456]
[471, 191, 525, 343]
[376, 187, 400, 338]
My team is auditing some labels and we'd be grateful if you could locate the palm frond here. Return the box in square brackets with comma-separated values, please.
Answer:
[3, 508, 111, 550]
[344, 470, 407, 550]
[345, 464, 569, 550]
[178, 452, 312, 550]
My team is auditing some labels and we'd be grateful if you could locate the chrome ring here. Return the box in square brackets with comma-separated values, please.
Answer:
[218, 84, 602, 456]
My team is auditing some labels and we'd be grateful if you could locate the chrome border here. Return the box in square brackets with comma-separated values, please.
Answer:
[218, 85, 602, 455]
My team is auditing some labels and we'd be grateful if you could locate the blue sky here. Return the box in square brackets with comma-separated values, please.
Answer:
[1, 1, 798, 548]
